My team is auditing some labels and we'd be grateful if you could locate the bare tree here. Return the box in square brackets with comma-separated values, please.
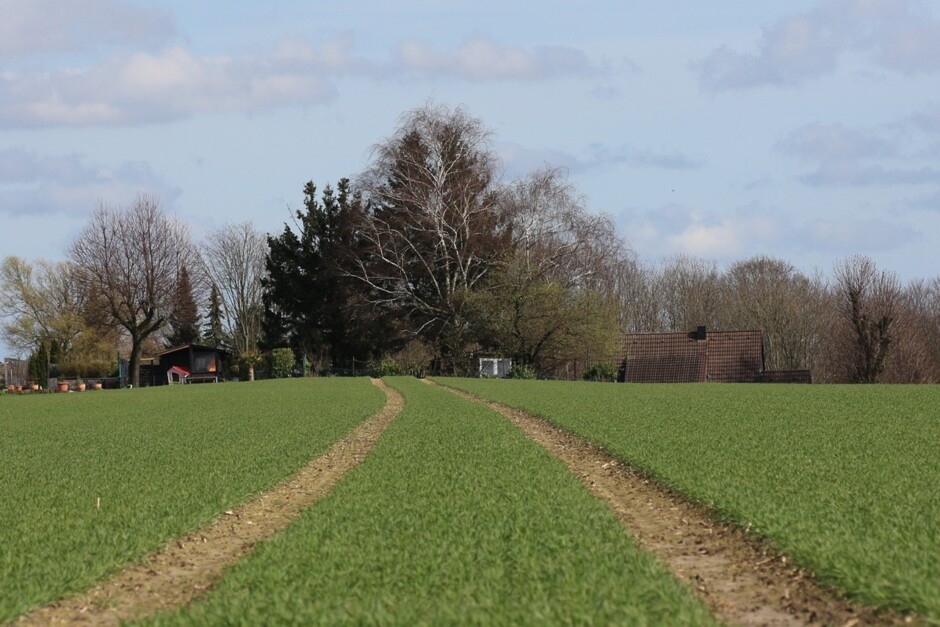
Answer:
[609, 258, 666, 333]
[500, 167, 624, 289]
[351, 103, 506, 369]
[70, 195, 191, 387]
[878, 278, 940, 383]
[831, 255, 902, 383]
[656, 255, 722, 332]
[721, 256, 829, 371]
[201, 221, 267, 381]
[904, 278, 940, 373]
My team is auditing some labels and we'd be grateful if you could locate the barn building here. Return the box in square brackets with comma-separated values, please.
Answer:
[618, 326, 811, 383]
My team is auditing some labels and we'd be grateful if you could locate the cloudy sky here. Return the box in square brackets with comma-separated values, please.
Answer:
[2, 0, 939, 285]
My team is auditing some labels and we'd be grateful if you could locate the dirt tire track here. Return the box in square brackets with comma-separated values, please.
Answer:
[15, 378, 403, 626]
[431, 380, 915, 627]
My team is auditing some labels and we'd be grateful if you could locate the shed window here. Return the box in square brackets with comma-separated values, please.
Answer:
[193, 352, 217, 373]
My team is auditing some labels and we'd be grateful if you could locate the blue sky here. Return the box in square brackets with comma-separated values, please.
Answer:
[2, 0, 939, 286]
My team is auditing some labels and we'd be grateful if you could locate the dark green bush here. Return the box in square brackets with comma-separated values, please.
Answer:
[583, 363, 616, 382]
[267, 348, 296, 379]
[372, 358, 403, 377]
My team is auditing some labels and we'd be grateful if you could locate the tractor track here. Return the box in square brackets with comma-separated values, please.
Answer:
[15, 378, 403, 626]
[430, 379, 915, 627]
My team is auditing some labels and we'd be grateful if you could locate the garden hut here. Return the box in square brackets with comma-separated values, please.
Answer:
[155, 344, 228, 384]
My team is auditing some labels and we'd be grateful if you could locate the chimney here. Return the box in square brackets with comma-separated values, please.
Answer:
[695, 326, 707, 340]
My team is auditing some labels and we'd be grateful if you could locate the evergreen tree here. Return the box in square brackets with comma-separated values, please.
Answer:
[263, 179, 393, 368]
[204, 283, 226, 348]
[165, 266, 200, 347]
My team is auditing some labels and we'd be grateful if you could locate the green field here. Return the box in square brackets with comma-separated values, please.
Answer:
[0, 378, 385, 623]
[145, 377, 715, 625]
[438, 378, 940, 618]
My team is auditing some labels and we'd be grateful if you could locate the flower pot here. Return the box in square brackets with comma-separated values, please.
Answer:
[5, 385, 12, 393]
[15, 385, 22, 393]
[57, 382, 70, 393]
[30, 383, 39, 392]
[77, 383, 86, 392]
[93, 383, 102, 391]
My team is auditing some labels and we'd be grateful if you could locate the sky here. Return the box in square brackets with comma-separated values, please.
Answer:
[2, 1, 939, 300]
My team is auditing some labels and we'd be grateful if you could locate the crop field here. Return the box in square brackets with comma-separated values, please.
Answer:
[0, 378, 385, 623]
[145, 377, 715, 625]
[438, 378, 940, 619]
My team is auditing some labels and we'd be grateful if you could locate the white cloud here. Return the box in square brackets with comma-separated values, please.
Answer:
[666, 210, 777, 258]
[0, 0, 175, 58]
[621, 201, 919, 262]
[394, 38, 598, 81]
[779, 123, 895, 161]
[779, 121, 940, 187]
[694, 0, 940, 91]
[0, 32, 602, 128]
[623, 204, 780, 260]
[500, 142, 704, 178]
[0, 148, 179, 216]
[796, 218, 919, 252]
[0, 41, 343, 127]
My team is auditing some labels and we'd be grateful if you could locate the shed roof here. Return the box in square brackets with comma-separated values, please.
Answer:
[622, 329, 764, 383]
[156, 344, 229, 357]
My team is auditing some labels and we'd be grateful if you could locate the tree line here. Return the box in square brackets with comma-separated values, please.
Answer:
[3, 104, 939, 385]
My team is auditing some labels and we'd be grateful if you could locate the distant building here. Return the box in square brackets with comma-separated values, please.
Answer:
[479, 357, 512, 379]
[618, 326, 811, 383]
[140, 344, 229, 386]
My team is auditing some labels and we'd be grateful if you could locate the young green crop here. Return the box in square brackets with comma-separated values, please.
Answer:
[439, 378, 940, 619]
[0, 378, 385, 623]
[145, 377, 716, 625]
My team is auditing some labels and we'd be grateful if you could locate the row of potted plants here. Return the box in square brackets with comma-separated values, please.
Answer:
[5, 381, 104, 393]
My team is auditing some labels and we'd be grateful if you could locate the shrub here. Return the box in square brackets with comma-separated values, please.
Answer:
[372, 358, 403, 377]
[506, 363, 536, 379]
[583, 363, 616, 382]
[268, 348, 296, 379]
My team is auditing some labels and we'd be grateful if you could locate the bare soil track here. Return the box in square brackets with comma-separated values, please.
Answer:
[15, 378, 403, 626]
[431, 380, 917, 627]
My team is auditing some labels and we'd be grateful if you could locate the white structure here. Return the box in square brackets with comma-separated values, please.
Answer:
[479, 357, 512, 378]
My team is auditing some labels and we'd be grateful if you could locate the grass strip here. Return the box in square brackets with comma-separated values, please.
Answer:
[437, 378, 940, 619]
[0, 378, 385, 623]
[144, 377, 716, 625]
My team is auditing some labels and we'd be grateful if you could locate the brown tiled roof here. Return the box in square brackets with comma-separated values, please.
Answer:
[621, 329, 764, 383]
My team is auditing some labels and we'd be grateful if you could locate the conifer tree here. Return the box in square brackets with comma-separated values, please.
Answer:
[165, 266, 200, 347]
[205, 283, 226, 348]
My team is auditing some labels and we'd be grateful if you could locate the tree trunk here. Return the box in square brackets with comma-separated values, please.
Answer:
[248, 365, 255, 382]
[129, 336, 142, 388]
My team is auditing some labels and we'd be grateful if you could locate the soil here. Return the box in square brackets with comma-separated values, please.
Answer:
[431, 381, 917, 627]
[16, 379, 403, 626]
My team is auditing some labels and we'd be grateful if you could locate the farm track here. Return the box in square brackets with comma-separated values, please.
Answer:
[430, 380, 913, 627]
[15, 378, 403, 626]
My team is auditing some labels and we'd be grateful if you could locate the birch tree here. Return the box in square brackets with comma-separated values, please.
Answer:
[351, 104, 506, 370]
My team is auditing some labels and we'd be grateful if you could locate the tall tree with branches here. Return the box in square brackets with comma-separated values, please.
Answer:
[467, 168, 625, 373]
[832, 255, 901, 383]
[70, 195, 191, 387]
[351, 104, 507, 371]
[202, 222, 267, 381]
